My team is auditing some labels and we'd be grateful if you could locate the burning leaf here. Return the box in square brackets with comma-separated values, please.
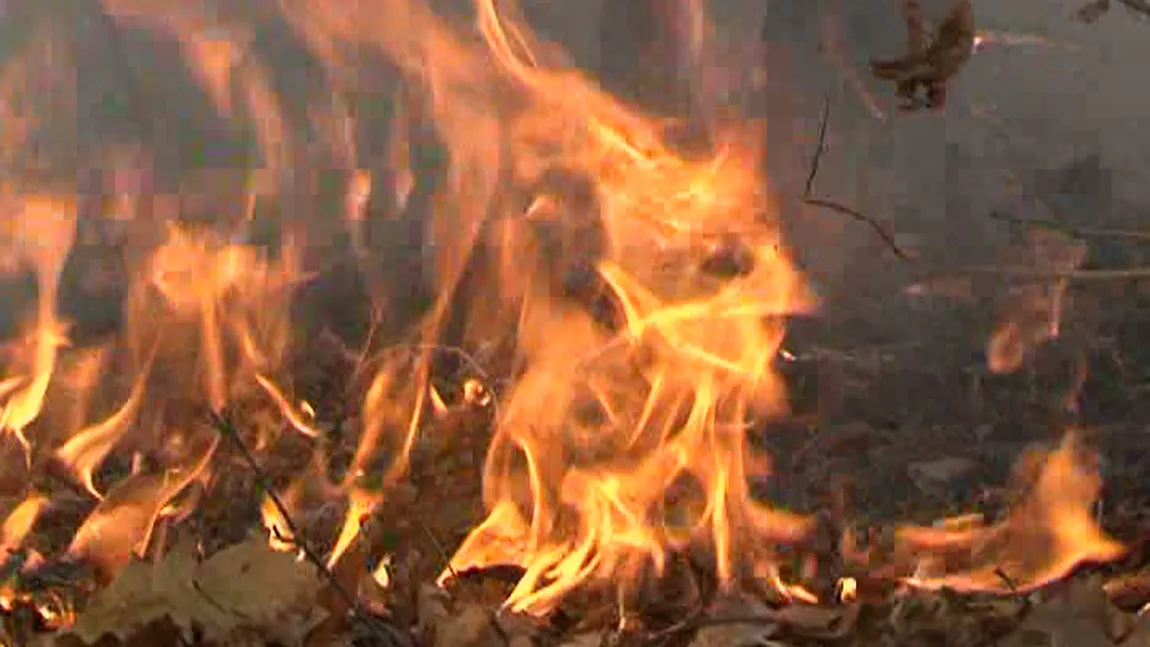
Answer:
[870, 0, 976, 111]
[54, 536, 326, 646]
[68, 437, 217, 575]
[899, 435, 1124, 594]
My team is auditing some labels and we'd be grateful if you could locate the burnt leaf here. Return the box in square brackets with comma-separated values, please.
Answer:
[870, 0, 976, 111]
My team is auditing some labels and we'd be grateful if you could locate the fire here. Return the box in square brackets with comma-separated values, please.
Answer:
[0, 0, 1126, 630]
[898, 434, 1124, 593]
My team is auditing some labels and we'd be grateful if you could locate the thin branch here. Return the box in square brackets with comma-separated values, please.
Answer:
[207, 410, 410, 647]
[803, 98, 831, 197]
[414, 520, 459, 584]
[798, 98, 913, 262]
[989, 211, 1150, 242]
[994, 566, 1032, 618]
[802, 197, 913, 261]
[928, 265, 1150, 281]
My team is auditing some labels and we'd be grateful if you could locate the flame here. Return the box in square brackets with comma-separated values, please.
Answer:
[54, 349, 155, 498]
[899, 434, 1123, 592]
[0, 196, 77, 449]
[261, 478, 304, 553]
[0, 495, 47, 556]
[68, 435, 217, 574]
[0, 0, 1125, 624]
[328, 490, 376, 570]
[987, 229, 1087, 374]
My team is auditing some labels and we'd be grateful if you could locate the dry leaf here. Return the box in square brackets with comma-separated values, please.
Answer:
[1003, 576, 1126, 647]
[62, 539, 200, 645]
[690, 597, 780, 647]
[774, 602, 860, 640]
[53, 535, 326, 646]
[432, 604, 502, 647]
[870, 0, 976, 110]
[193, 536, 328, 644]
[1075, 0, 1112, 22]
[559, 633, 607, 647]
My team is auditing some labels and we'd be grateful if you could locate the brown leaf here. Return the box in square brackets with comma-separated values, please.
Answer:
[60, 539, 201, 645]
[52, 535, 326, 646]
[1075, 0, 1112, 22]
[1002, 576, 1123, 647]
[193, 536, 328, 643]
[870, 0, 975, 110]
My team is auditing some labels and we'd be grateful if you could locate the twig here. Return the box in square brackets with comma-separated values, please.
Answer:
[803, 98, 831, 197]
[802, 197, 913, 261]
[921, 265, 1150, 281]
[994, 567, 1032, 618]
[989, 211, 1150, 242]
[799, 97, 913, 262]
[207, 410, 411, 647]
[414, 519, 460, 585]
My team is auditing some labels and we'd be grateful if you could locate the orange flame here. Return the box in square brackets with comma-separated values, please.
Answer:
[900, 434, 1123, 592]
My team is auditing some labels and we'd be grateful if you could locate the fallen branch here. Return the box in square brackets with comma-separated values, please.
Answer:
[207, 410, 411, 647]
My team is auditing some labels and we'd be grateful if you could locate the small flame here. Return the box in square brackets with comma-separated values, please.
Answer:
[987, 229, 1086, 374]
[371, 555, 392, 589]
[328, 491, 375, 569]
[261, 479, 304, 553]
[0, 495, 47, 555]
[900, 434, 1123, 593]
[68, 436, 217, 574]
[55, 350, 155, 498]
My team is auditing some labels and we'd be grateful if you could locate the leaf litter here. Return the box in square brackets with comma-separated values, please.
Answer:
[37, 535, 327, 647]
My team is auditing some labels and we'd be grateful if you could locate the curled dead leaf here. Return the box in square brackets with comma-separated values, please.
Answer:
[870, 0, 976, 110]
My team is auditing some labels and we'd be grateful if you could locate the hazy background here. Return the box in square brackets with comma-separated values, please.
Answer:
[2, 0, 1148, 361]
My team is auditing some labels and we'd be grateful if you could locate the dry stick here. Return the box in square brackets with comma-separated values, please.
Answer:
[803, 99, 831, 197]
[799, 97, 913, 262]
[994, 567, 1032, 619]
[989, 210, 1150, 242]
[207, 411, 411, 647]
[926, 265, 1150, 281]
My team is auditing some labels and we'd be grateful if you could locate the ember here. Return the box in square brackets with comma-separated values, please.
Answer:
[0, 0, 1147, 646]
